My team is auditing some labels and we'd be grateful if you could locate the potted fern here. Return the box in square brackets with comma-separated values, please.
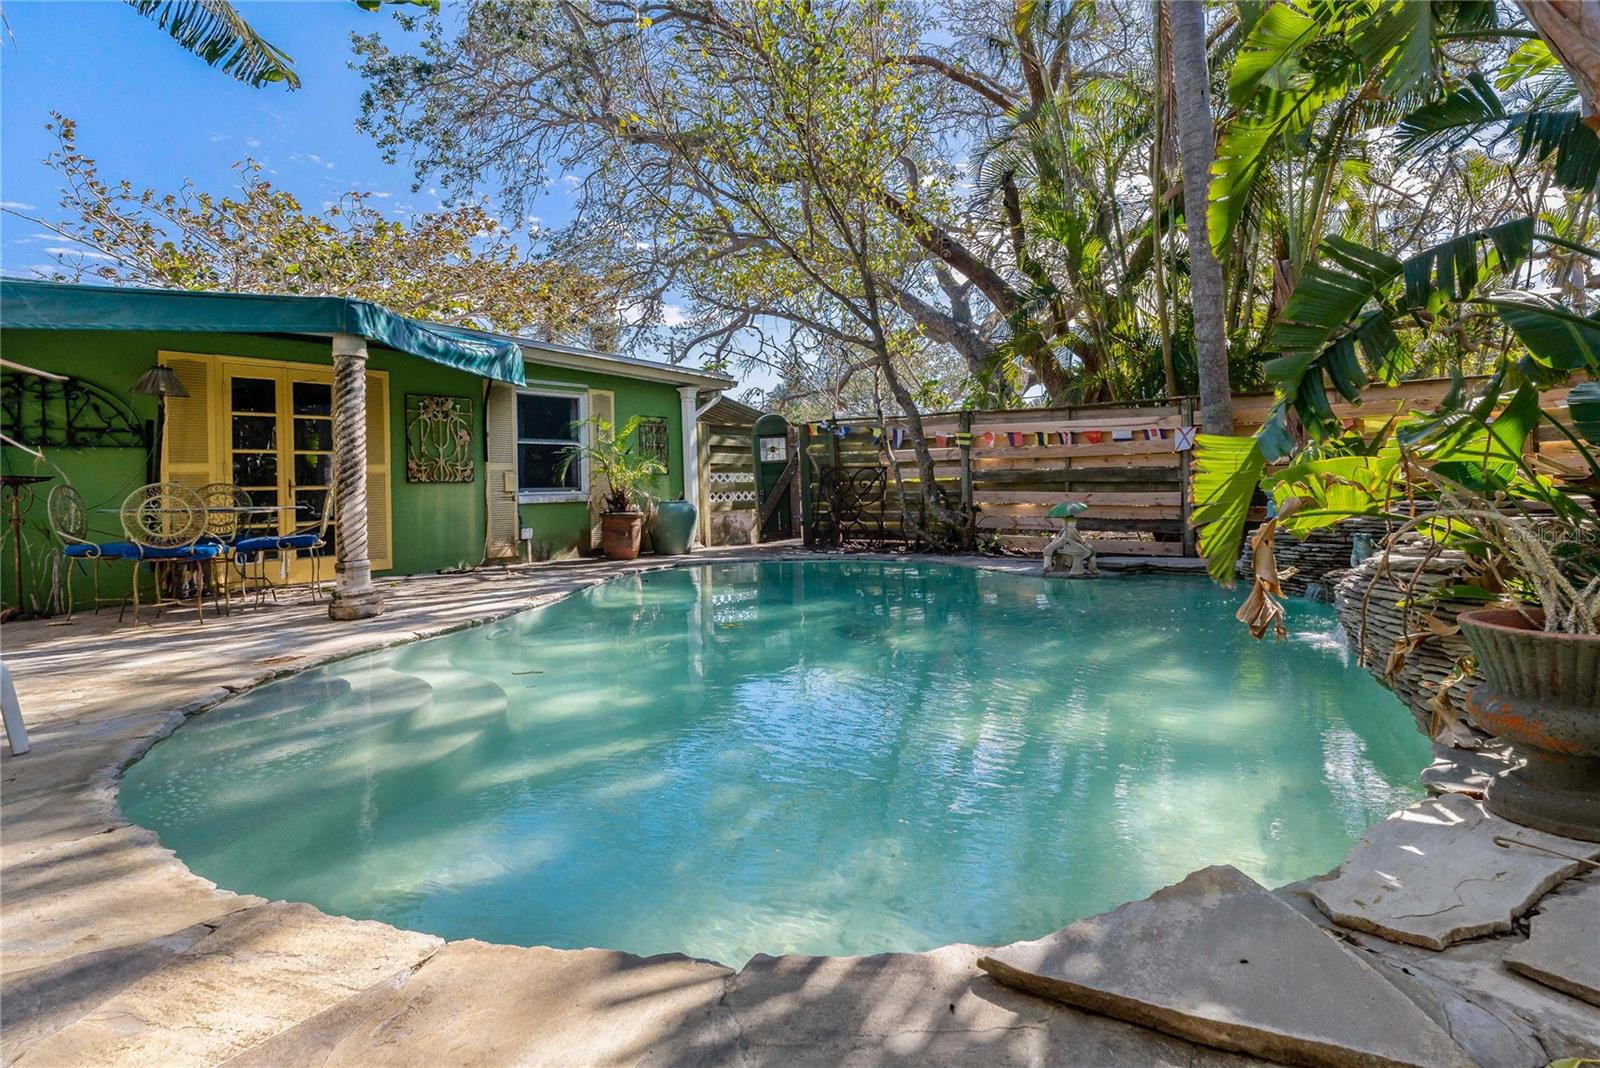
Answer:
[561, 416, 666, 561]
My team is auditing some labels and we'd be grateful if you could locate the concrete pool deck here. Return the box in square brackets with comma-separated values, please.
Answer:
[1, 547, 1596, 1066]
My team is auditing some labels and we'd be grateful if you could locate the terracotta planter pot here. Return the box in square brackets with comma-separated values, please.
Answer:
[599, 512, 644, 561]
[1458, 607, 1600, 841]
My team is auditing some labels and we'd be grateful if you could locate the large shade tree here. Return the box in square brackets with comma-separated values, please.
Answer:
[11, 116, 617, 341]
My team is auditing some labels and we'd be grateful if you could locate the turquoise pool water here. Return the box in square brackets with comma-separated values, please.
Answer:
[122, 560, 1429, 965]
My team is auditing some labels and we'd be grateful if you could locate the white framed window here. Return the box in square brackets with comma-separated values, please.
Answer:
[516, 389, 588, 502]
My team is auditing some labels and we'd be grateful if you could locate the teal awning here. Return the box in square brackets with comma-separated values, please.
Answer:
[0, 279, 526, 386]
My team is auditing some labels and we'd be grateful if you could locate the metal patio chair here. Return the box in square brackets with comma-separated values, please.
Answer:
[118, 482, 221, 625]
[199, 482, 252, 613]
[232, 493, 334, 606]
[46, 483, 136, 622]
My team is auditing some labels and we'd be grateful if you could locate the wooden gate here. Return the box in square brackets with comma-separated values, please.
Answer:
[799, 400, 1196, 556]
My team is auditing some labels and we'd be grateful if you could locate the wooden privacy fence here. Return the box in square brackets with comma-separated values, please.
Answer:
[799, 398, 1197, 557]
[789, 375, 1583, 559]
[1232, 378, 1584, 480]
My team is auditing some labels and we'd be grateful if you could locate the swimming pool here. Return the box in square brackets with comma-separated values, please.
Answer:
[121, 560, 1429, 965]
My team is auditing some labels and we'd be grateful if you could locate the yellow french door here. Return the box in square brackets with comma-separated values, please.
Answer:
[160, 352, 392, 582]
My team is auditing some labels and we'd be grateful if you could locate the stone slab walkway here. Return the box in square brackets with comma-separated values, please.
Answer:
[1308, 793, 1600, 950]
[1505, 874, 1600, 1007]
[979, 866, 1475, 1068]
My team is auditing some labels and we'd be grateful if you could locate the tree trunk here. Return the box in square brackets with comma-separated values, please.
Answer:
[1151, 0, 1178, 400]
[874, 346, 966, 545]
[1169, 0, 1234, 435]
[1518, 1, 1600, 128]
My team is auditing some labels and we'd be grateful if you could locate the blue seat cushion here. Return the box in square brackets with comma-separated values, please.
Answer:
[233, 534, 321, 554]
[128, 543, 224, 560]
[67, 542, 221, 560]
[64, 542, 133, 559]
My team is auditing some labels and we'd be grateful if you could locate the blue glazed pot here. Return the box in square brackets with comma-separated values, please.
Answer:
[652, 500, 697, 556]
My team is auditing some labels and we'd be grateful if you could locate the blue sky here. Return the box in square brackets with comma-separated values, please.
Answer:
[0, 1, 573, 278]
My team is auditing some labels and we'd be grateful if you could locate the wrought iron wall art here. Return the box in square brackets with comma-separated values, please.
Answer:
[638, 416, 670, 470]
[816, 466, 889, 548]
[404, 394, 476, 483]
[0, 372, 148, 449]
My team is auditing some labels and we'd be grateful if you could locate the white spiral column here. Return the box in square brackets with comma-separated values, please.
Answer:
[329, 333, 384, 620]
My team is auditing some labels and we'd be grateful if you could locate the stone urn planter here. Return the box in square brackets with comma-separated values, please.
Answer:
[651, 500, 697, 556]
[1458, 607, 1600, 841]
[599, 512, 644, 561]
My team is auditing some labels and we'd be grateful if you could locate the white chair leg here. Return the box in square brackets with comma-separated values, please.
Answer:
[1, 661, 30, 756]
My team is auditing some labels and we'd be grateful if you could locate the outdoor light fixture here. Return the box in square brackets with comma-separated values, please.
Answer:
[131, 365, 189, 483]
[130, 365, 190, 400]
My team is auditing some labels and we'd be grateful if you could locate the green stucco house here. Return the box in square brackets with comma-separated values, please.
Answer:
[0, 279, 734, 615]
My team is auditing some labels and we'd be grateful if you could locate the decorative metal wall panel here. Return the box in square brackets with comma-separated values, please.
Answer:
[816, 466, 889, 548]
[638, 416, 670, 469]
[404, 394, 476, 483]
[0, 372, 148, 449]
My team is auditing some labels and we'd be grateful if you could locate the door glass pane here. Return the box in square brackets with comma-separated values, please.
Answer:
[232, 453, 278, 487]
[294, 454, 332, 487]
[293, 417, 333, 452]
[232, 415, 276, 450]
[518, 443, 579, 490]
[293, 382, 332, 415]
[517, 394, 580, 441]
[231, 377, 276, 413]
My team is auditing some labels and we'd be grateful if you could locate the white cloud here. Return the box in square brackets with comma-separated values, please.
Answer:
[661, 304, 687, 327]
[44, 246, 115, 261]
[245, 137, 263, 149]
[371, 191, 394, 199]
[208, 132, 231, 143]
[561, 174, 582, 190]
[0, 200, 36, 211]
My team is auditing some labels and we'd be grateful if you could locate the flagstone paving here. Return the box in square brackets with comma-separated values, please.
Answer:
[1308, 793, 1600, 950]
[1, 548, 1597, 1066]
[979, 865, 1476, 1068]
[1504, 874, 1600, 1007]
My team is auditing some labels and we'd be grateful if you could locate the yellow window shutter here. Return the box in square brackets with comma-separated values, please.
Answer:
[158, 354, 216, 490]
[587, 389, 615, 552]
[364, 370, 393, 571]
[484, 381, 520, 560]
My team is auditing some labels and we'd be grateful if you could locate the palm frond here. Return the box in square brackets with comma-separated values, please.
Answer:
[126, 0, 299, 89]
[1191, 434, 1268, 584]
[1397, 73, 1599, 190]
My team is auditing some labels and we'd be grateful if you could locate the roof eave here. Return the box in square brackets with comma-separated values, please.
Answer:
[518, 342, 734, 389]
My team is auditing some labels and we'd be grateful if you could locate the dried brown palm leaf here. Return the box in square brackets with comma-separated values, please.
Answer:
[1236, 498, 1303, 641]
